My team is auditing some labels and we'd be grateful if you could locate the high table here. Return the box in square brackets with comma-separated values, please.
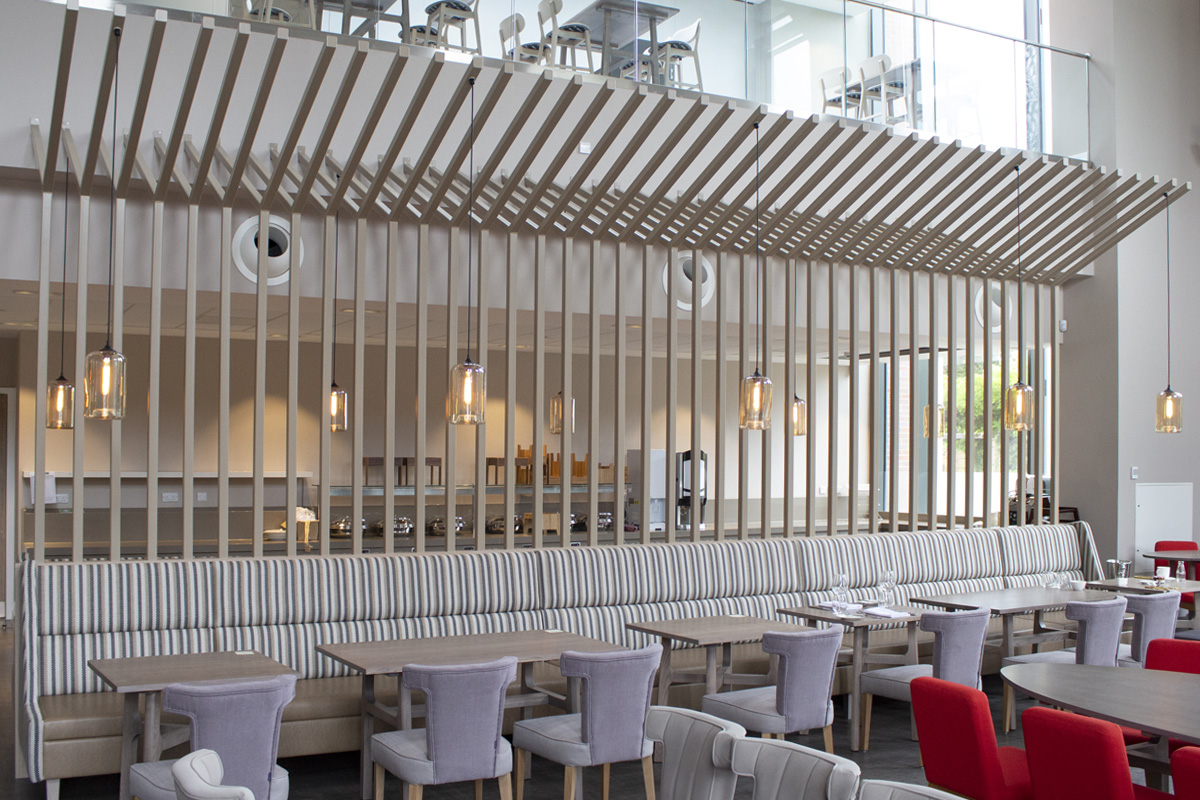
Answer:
[625, 614, 815, 703]
[778, 604, 926, 753]
[317, 629, 618, 800]
[1002, 662, 1200, 787]
[88, 651, 296, 800]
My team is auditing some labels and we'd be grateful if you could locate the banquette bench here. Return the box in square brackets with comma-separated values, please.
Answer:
[16, 522, 1100, 796]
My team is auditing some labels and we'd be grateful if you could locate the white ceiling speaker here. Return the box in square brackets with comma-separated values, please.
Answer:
[973, 283, 1009, 333]
[232, 215, 303, 286]
[661, 253, 716, 312]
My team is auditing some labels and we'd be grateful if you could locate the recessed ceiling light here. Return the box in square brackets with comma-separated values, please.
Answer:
[341, 308, 355, 313]
[12, 289, 36, 296]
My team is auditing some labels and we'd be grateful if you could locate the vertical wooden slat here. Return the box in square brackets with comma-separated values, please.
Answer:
[286, 210, 302, 558]
[908, 270, 918, 530]
[183, 204, 198, 558]
[352, 217, 366, 555]
[713, 251, 727, 540]
[1001, 281, 1011, 526]
[927, 272, 938, 529]
[848, 263, 859, 535]
[110, 197, 126, 559]
[965, 276, 976, 526]
[690, 247, 702, 543]
[641, 245, 654, 544]
[72, 194, 89, 559]
[1052, 286, 1062, 524]
[146, 199, 164, 560]
[445, 233, 459, 553]
[738, 255, 749, 539]
[827, 261, 838, 538]
[761, 257, 772, 538]
[946, 274, 958, 528]
[319, 215, 334, 557]
[219, 206, 232, 558]
[783, 260, 795, 538]
[868, 267, 880, 534]
[665, 247, 677, 544]
[1034, 283, 1044, 524]
[1014, 280, 1025, 522]
[560, 238, 573, 546]
[888, 269, 899, 534]
[252, 208, 269, 558]
[34, 191, 51, 562]
[504, 232, 517, 550]
[806, 260, 817, 535]
[415, 224, 430, 553]
[533, 234, 546, 548]
[983, 278, 994, 527]
[474, 230, 489, 551]
[614, 242, 627, 542]
[588, 240, 600, 547]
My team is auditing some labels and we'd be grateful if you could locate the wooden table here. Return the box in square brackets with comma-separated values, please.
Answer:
[1144, 550, 1200, 563]
[625, 615, 813, 704]
[88, 651, 295, 800]
[317, 629, 618, 800]
[566, 0, 678, 82]
[1002, 662, 1200, 787]
[1086, 577, 1200, 595]
[778, 604, 926, 753]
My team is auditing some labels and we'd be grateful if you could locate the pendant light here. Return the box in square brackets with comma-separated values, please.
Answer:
[47, 166, 75, 429]
[791, 263, 805, 436]
[1157, 191, 1182, 433]
[1003, 164, 1032, 431]
[739, 121, 772, 430]
[329, 207, 347, 432]
[84, 26, 126, 421]
[549, 390, 574, 434]
[449, 77, 485, 425]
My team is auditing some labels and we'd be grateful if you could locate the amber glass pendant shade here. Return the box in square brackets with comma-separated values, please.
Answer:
[1157, 387, 1182, 433]
[329, 383, 348, 432]
[47, 376, 75, 429]
[791, 395, 806, 436]
[1003, 381, 1033, 431]
[739, 370, 773, 430]
[83, 345, 125, 420]
[550, 391, 575, 434]
[449, 357, 486, 425]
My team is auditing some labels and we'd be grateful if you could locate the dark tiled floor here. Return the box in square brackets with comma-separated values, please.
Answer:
[2, 625, 1112, 799]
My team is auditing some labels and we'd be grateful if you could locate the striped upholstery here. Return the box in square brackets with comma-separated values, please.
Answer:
[19, 524, 1089, 783]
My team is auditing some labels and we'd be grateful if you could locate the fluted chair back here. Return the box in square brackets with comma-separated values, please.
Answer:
[859, 780, 963, 800]
[644, 706, 745, 800]
[731, 737, 860, 800]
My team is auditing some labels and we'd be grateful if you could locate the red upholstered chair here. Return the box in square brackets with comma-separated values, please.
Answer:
[1154, 539, 1197, 612]
[1171, 747, 1200, 799]
[910, 677, 1032, 800]
[1022, 706, 1172, 799]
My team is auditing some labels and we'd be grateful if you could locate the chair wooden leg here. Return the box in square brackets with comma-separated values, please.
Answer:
[862, 694, 874, 751]
[823, 724, 834, 754]
[1002, 684, 1014, 734]
[499, 773, 513, 800]
[407, 784, 423, 800]
[515, 748, 527, 800]
[642, 755, 656, 800]
[601, 762, 611, 800]
[563, 765, 577, 800]
[475, 779, 483, 800]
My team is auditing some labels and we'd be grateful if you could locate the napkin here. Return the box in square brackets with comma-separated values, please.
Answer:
[864, 607, 908, 619]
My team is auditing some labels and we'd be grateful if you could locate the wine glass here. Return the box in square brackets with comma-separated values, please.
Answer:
[832, 572, 849, 613]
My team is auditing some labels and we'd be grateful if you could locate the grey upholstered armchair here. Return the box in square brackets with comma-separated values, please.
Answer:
[644, 706, 746, 800]
[701, 626, 844, 752]
[1119, 591, 1180, 666]
[859, 779, 963, 800]
[730, 736, 861, 800]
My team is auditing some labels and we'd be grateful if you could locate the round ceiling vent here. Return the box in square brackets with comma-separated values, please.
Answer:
[973, 283, 1009, 333]
[232, 215, 303, 286]
[661, 252, 716, 312]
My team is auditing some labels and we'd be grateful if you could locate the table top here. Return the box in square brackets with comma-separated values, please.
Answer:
[624, 614, 810, 646]
[1087, 577, 1200, 594]
[1145, 550, 1200, 562]
[568, 0, 678, 37]
[316, 630, 618, 675]
[88, 651, 295, 694]
[1001, 663, 1200, 746]
[911, 586, 1114, 614]
[778, 604, 925, 628]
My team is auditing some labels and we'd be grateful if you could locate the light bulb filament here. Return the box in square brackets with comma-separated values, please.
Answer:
[463, 372, 473, 405]
[101, 359, 111, 396]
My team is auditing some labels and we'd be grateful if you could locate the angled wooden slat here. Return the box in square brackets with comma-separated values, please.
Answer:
[42, 0, 79, 192]
[394, 60, 480, 213]
[154, 18, 214, 202]
[115, 11, 167, 198]
[81, 8, 125, 196]
[153, 134, 191, 196]
[224, 29, 288, 207]
[214, 141, 262, 204]
[189, 23, 250, 204]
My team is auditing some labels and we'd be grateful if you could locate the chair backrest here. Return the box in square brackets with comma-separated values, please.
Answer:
[1021, 706, 1136, 800]
[402, 657, 518, 785]
[819, 67, 849, 100]
[559, 644, 662, 765]
[858, 53, 892, 80]
[761, 626, 843, 731]
[859, 780, 963, 800]
[1065, 596, 1127, 666]
[644, 706, 745, 800]
[172, 750, 255, 800]
[671, 18, 701, 47]
[731, 737, 861, 800]
[1124, 592, 1179, 663]
[1154, 540, 1198, 579]
[537, 0, 561, 31]
[919, 607, 990, 687]
[909, 677, 1011, 800]
[499, 13, 524, 52]
[164, 674, 296, 800]
[1171, 746, 1200, 799]
[1146, 637, 1200, 673]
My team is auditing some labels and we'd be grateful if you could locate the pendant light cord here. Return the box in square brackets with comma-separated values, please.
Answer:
[1165, 191, 1172, 389]
[754, 121, 761, 373]
[105, 27, 121, 350]
[1015, 164, 1022, 374]
[59, 167, 69, 380]
[466, 77, 475, 362]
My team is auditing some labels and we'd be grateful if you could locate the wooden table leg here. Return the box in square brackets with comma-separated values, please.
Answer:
[704, 645, 720, 695]
[849, 627, 866, 752]
[361, 675, 377, 800]
[905, 620, 919, 665]
[655, 637, 674, 706]
[602, 9, 612, 77]
[143, 690, 163, 761]
[648, 19, 661, 85]
[118, 693, 139, 800]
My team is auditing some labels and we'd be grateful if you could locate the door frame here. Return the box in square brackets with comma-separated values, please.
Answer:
[1, 388, 15, 619]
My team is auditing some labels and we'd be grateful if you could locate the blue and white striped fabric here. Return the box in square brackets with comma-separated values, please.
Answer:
[995, 525, 1083, 576]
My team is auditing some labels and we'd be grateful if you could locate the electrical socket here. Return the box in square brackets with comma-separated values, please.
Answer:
[1131, 466, 1139, 480]
[52, 493, 69, 504]
[162, 491, 180, 503]
[197, 491, 208, 502]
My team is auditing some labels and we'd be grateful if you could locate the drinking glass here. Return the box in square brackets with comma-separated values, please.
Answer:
[832, 572, 849, 612]
[1178, 560, 1188, 586]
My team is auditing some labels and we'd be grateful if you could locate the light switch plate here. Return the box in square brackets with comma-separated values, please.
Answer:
[162, 491, 180, 503]
[1131, 466, 1139, 480]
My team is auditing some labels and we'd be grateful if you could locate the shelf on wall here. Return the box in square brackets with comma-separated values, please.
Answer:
[325, 483, 632, 498]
